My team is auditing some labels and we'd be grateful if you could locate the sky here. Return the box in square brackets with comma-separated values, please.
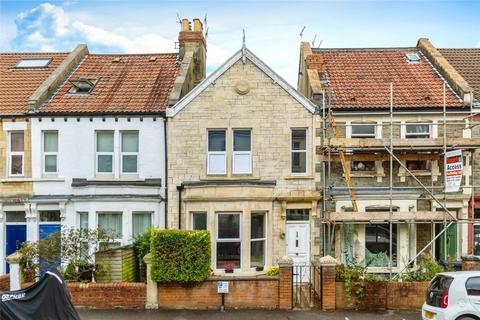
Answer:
[0, 0, 479, 85]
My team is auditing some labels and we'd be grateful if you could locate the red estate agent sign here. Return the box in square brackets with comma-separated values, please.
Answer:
[445, 149, 463, 193]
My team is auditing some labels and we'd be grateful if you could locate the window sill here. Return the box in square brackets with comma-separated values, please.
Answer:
[398, 171, 436, 177]
[365, 267, 400, 273]
[285, 175, 314, 180]
[347, 172, 385, 178]
[1, 177, 30, 183]
[36, 177, 66, 182]
[201, 175, 260, 180]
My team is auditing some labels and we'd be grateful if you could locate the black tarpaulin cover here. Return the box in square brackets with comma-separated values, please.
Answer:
[0, 269, 80, 320]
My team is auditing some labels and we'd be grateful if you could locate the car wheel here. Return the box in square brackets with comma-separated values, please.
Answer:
[457, 316, 480, 320]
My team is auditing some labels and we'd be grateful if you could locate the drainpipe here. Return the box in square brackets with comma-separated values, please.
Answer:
[163, 118, 168, 229]
[177, 185, 184, 229]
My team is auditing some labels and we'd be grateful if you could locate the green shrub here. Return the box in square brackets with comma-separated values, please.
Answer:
[133, 228, 152, 282]
[403, 253, 443, 282]
[150, 229, 211, 283]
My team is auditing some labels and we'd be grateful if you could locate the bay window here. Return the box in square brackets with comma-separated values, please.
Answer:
[291, 129, 307, 174]
[233, 129, 252, 174]
[365, 223, 397, 267]
[98, 212, 122, 248]
[132, 212, 152, 238]
[192, 212, 207, 230]
[8, 131, 24, 176]
[216, 213, 241, 269]
[250, 213, 266, 268]
[43, 131, 58, 173]
[207, 130, 226, 175]
[96, 131, 114, 173]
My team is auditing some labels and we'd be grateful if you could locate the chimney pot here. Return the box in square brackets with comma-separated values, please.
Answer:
[193, 18, 203, 32]
[181, 19, 191, 31]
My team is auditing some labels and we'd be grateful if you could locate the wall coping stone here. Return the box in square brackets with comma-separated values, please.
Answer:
[277, 256, 294, 267]
[318, 255, 337, 266]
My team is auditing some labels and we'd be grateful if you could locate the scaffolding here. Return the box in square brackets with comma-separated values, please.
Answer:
[319, 83, 480, 279]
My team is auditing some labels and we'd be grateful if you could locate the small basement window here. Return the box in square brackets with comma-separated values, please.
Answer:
[405, 53, 421, 64]
[68, 78, 98, 94]
[15, 58, 51, 68]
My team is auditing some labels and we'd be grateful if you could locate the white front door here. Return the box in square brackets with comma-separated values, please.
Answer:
[286, 222, 310, 264]
[286, 222, 310, 283]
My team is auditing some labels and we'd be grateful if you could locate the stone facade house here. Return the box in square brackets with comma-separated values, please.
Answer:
[439, 47, 480, 255]
[298, 38, 479, 273]
[166, 47, 320, 274]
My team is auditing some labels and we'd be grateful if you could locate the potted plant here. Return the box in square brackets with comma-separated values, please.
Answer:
[224, 262, 235, 273]
[255, 266, 264, 272]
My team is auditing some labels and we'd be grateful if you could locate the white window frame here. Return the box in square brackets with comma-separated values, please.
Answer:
[232, 129, 252, 175]
[42, 130, 58, 174]
[8, 131, 24, 177]
[351, 123, 376, 138]
[405, 122, 431, 139]
[250, 212, 267, 269]
[215, 212, 242, 271]
[207, 130, 227, 175]
[120, 131, 139, 174]
[95, 131, 115, 174]
[291, 128, 308, 175]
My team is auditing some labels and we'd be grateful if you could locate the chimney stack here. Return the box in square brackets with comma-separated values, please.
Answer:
[178, 18, 206, 85]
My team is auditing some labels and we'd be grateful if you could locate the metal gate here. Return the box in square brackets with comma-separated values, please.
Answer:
[292, 263, 322, 309]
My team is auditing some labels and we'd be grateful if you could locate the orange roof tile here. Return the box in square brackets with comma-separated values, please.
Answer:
[439, 48, 480, 102]
[40, 53, 180, 114]
[311, 48, 464, 109]
[0, 52, 69, 115]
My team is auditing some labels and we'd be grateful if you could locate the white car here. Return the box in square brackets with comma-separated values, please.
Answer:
[422, 271, 480, 320]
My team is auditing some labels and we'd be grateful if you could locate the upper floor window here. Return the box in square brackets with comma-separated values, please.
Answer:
[96, 131, 114, 174]
[291, 129, 307, 174]
[233, 129, 252, 174]
[121, 131, 139, 174]
[8, 131, 24, 176]
[406, 123, 430, 139]
[351, 123, 376, 138]
[132, 212, 152, 238]
[43, 131, 58, 173]
[406, 160, 430, 171]
[207, 130, 226, 175]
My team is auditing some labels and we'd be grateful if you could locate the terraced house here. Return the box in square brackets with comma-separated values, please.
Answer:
[0, 18, 205, 275]
[298, 38, 480, 274]
[0, 52, 71, 274]
[166, 44, 321, 274]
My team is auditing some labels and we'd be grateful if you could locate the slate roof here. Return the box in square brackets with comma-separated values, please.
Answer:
[311, 48, 464, 110]
[439, 48, 480, 101]
[0, 52, 69, 115]
[40, 53, 180, 114]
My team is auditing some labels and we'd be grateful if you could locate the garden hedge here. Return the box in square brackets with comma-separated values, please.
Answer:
[150, 229, 211, 283]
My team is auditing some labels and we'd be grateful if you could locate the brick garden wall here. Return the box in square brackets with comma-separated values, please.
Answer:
[335, 281, 428, 311]
[158, 277, 279, 310]
[0, 274, 10, 291]
[68, 282, 146, 309]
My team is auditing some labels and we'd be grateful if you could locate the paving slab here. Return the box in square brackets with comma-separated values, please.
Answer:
[78, 309, 420, 320]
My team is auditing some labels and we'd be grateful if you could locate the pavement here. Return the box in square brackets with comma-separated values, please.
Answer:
[78, 309, 421, 320]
